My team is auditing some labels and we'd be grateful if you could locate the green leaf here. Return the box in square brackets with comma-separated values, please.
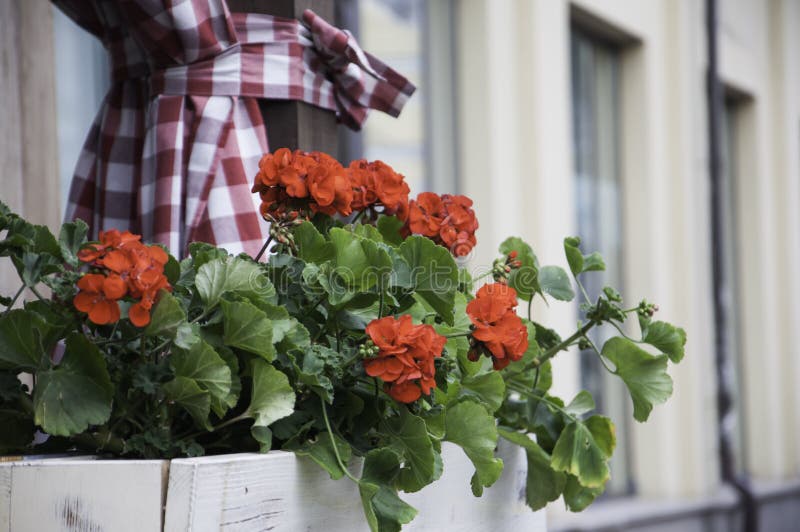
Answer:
[144, 291, 186, 338]
[195, 257, 276, 309]
[329, 227, 370, 285]
[175, 321, 201, 350]
[220, 299, 275, 361]
[642, 321, 687, 363]
[291, 344, 338, 403]
[252, 303, 296, 344]
[565, 391, 595, 417]
[329, 228, 392, 293]
[0, 309, 50, 370]
[251, 426, 273, 452]
[0, 408, 35, 453]
[584, 415, 616, 457]
[563, 237, 584, 276]
[582, 252, 606, 272]
[434, 292, 471, 358]
[538, 265, 574, 302]
[460, 371, 506, 413]
[602, 337, 673, 422]
[563, 237, 605, 275]
[164, 254, 181, 285]
[499, 237, 539, 301]
[384, 409, 437, 492]
[399, 236, 459, 324]
[550, 415, 615, 488]
[498, 428, 566, 510]
[33, 334, 113, 436]
[163, 376, 211, 429]
[170, 340, 232, 418]
[244, 360, 295, 432]
[188, 242, 229, 270]
[293, 430, 352, 480]
[377, 215, 405, 246]
[563, 474, 604, 511]
[359, 449, 418, 532]
[58, 220, 88, 267]
[293, 221, 334, 264]
[444, 401, 504, 495]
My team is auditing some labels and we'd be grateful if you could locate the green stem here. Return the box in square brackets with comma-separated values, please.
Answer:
[503, 320, 598, 381]
[305, 294, 326, 314]
[472, 270, 494, 283]
[29, 286, 46, 302]
[190, 307, 215, 324]
[538, 320, 597, 365]
[351, 210, 366, 225]
[607, 320, 644, 343]
[527, 297, 533, 322]
[443, 331, 470, 339]
[254, 235, 274, 263]
[178, 414, 248, 441]
[3, 285, 25, 314]
[320, 397, 359, 483]
[581, 333, 615, 374]
[506, 382, 578, 422]
[574, 276, 592, 304]
[378, 278, 385, 319]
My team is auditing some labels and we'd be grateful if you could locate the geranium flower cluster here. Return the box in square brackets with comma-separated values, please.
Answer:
[405, 192, 479, 257]
[466, 283, 529, 370]
[74, 230, 171, 327]
[362, 315, 446, 403]
[252, 149, 410, 222]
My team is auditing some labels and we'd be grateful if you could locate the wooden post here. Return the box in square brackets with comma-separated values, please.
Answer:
[227, 0, 339, 155]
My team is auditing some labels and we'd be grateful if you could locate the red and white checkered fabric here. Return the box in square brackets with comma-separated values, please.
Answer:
[52, 0, 415, 257]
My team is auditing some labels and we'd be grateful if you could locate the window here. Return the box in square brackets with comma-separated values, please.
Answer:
[341, 0, 458, 195]
[52, 6, 109, 214]
[570, 28, 633, 496]
[717, 96, 747, 474]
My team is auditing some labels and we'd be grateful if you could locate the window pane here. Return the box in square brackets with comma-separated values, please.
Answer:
[570, 30, 633, 496]
[719, 99, 747, 474]
[52, 7, 109, 213]
[358, 0, 427, 193]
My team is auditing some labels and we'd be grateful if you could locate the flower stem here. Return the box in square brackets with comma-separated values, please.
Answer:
[351, 210, 366, 225]
[29, 286, 46, 302]
[538, 320, 597, 365]
[505, 381, 578, 422]
[254, 235, 274, 262]
[320, 397, 359, 483]
[3, 285, 25, 315]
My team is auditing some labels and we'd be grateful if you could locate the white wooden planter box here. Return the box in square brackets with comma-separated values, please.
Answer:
[0, 441, 546, 531]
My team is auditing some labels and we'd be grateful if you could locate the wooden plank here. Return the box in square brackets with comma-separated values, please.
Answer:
[227, 0, 339, 154]
[164, 442, 546, 532]
[0, 459, 168, 532]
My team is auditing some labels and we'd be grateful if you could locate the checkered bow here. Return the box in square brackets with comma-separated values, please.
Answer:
[53, 0, 415, 257]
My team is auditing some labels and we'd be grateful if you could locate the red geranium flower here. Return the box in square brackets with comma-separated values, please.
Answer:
[345, 159, 410, 218]
[363, 315, 446, 403]
[466, 283, 528, 370]
[75, 231, 172, 327]
[405, 192, 479, 257]
[73, 273, 126, 325]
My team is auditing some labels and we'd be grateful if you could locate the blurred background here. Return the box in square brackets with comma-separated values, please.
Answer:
[2, 0, 800, 530]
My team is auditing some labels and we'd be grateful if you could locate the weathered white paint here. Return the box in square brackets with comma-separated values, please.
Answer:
[0, 458, 168, 532]
[1, 443, 546, 532]
[164, 441, 545, 532]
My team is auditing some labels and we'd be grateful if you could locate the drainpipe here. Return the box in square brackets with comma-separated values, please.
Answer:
[705, 0, 758, 530]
